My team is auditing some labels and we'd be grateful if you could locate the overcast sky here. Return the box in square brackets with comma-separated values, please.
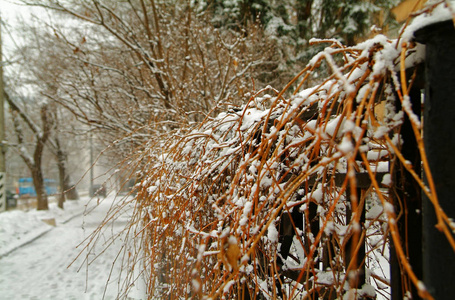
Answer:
[0, 0, 21, 20]
[1, 0, 51, 98]
[1, 0, 27, 58]
[1, 0, 49, 59]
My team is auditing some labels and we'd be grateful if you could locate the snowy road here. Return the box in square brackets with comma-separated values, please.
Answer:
[0, 198, 134, 300]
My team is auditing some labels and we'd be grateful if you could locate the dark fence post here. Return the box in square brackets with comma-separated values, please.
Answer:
[415, 20, 455, 300]
[390, 65, 424, 300]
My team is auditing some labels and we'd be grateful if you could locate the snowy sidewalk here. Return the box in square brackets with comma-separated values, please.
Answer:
[0, 197, 89, 258]
[0, 195, 147, 299]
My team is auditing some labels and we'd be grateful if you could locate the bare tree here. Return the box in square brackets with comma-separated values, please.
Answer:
[4, 92, 53, 210]
[47, 106, 79, 209]
[17, 0, 279, 159]
[3, 14, 81, 209]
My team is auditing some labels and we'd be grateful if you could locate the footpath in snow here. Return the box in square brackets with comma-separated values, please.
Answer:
[0, 195, 145, 299]
[0, 197, 88, 258]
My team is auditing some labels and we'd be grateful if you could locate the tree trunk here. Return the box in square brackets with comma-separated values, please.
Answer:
[65, 175, 79, 200]
[56, 146, 80, 207]
[63, 172, 79, 201]
[32, 168, 48, 211]
[5, 90, 53, 212]
[56, 149, 66, 209]
[296, 0, 314, 39]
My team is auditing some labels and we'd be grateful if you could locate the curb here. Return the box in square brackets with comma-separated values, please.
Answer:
[0, 206, 87, 259]
[0, 226, 53, 259]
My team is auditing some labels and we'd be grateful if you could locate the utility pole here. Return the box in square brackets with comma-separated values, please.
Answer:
[89, 130, 94, 196]
[0, 16, 6, 212]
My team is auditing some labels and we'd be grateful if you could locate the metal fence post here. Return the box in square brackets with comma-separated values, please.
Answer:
[415, 20, 455, 300]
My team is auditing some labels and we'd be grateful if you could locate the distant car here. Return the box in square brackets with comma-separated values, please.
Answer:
[90, 184, 106, 197]
[6, 190, 18, 209]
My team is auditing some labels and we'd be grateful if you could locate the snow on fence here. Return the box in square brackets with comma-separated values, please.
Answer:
[87, 2, 455, 299]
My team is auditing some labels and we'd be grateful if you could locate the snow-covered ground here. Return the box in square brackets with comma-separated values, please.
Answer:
[0, 195, 141, 299]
